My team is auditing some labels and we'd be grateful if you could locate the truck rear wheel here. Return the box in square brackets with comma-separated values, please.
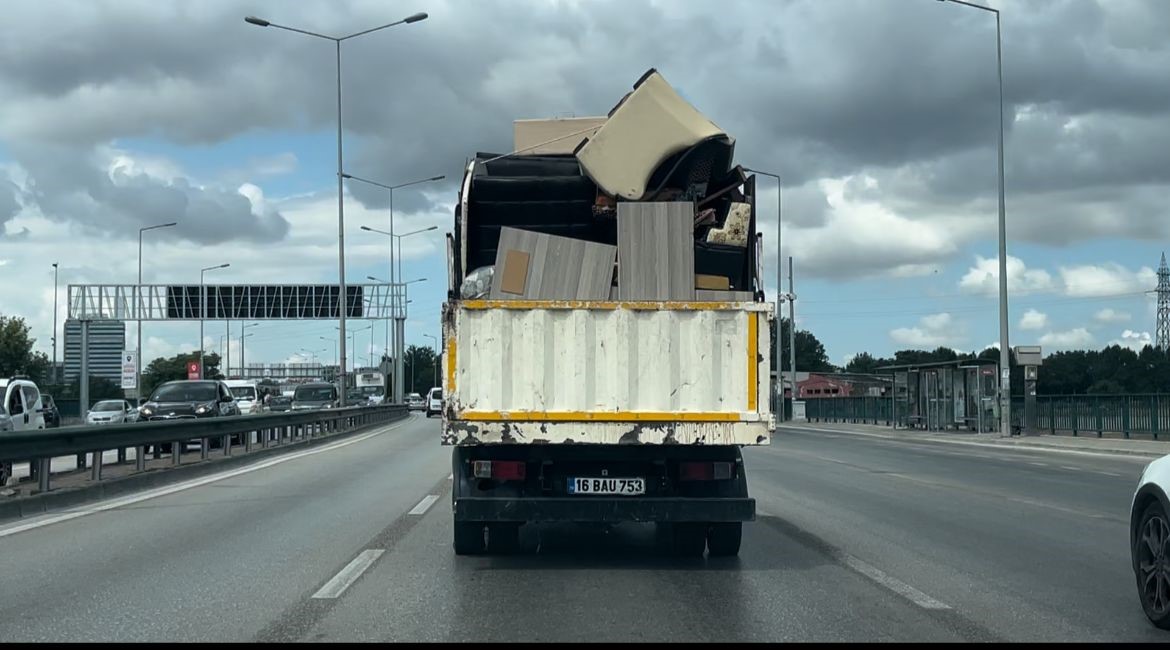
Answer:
[672, 523, 707, 557]
[707, 522, 742, 557]
[453, 519, 486, 555]
[486, 523, 521, 554]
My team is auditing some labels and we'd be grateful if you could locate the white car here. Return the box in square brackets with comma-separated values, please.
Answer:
[1131, 454, 1170, 629]
[86, 399, 139, 425]
[0, 376, 46, 431]
[425, 387, 442, 418]
[224, 379, 264, 415]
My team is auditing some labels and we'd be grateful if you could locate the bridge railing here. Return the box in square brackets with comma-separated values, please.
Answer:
[0, 404, 409, 493]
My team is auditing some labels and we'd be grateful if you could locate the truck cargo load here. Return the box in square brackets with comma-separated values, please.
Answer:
[442, 68, 774, 557]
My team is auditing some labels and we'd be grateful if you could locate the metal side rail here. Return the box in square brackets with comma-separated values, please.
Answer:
[0, 405, 408, 494]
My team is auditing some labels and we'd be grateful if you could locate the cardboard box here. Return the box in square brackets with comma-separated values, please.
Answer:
[695, 274, 731, 290]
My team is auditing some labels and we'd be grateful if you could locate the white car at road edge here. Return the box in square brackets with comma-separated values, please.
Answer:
[1131, 454, 1170, 629]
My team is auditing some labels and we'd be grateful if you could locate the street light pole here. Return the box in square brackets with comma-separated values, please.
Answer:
[240, 322, 258, 378]
[742, 168, 782, 419]
[245, 11, 429, 406]
[199, 263, 229, 379]
[137, 222, 177, 396]
[51, 263, 59, 384]
[939, 0, 1010, 435]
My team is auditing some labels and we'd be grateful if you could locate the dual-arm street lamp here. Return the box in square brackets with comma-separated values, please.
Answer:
[244, 10, 429, 405]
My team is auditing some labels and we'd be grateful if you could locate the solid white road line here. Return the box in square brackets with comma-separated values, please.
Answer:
[838, 553, 952, 610]
[311, 549, 385, 599]
[0, 420, 411, 539]
[448, 473, 453, 480]
[409, 494, 440, 516]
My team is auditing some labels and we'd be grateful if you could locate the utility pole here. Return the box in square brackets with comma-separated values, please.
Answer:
[788, 256, 796, 414]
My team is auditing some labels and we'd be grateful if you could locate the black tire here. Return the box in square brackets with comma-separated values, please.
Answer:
[672, 523, 707, 557]
[486, 523, 521, 555]
[707, 522, 743, 557]
[454, 519, 486, 555]
[1135, 500, 1170, 629]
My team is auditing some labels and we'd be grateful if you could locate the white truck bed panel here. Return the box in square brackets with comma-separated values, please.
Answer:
[442, 301, 773, 446]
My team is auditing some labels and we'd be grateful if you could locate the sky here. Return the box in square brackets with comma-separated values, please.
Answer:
[1, 0, 1168, 372]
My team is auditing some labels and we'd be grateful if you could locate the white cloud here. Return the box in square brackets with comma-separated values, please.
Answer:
[1110, 329, 1153, 351]
[1059, 263, 1157, 297]
[1094, 308, 1132, 324]
[1019, 309, 1048, 330]
[958, 255, 1055, 296]
[1038, 328, 1094, 349]
[889, 312, 964, 347]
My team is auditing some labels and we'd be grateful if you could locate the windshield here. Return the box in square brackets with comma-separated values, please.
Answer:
[150, 383, 218, 403]
[294, 386, 334, 402]
[229, 387, 257, 400]
[271, 396, 290, 405]
[360, 386, 384, 396]
[93, 401, 124, 412]
[430, 389, 443, 400]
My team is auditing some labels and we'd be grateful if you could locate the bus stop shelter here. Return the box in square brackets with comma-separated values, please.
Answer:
[878, 359, 1000, 433]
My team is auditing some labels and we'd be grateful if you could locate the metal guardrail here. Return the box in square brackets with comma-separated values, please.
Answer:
[805, 396, 894, 426]
[1, 404, 408, 493]
[805, 394, 1170, 440]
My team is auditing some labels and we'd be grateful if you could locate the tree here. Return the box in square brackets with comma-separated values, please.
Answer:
[845, 352, 891, 374]
[0, 315, 51, 384]
[404, 345, 440, 395]
[769, 318, 835, 373]
[141, 351, 224, 397]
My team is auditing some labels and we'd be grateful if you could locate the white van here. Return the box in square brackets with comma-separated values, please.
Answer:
[0, 377, 45, 431]
[426, 387, 442, 418]
[224, 379, 263, 415]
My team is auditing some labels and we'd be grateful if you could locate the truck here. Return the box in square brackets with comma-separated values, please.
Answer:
[353, 369, 387, 405]
[442, 68, 773, 557]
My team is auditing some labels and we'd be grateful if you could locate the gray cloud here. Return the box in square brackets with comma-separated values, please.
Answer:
[0, 0, 1169, 273]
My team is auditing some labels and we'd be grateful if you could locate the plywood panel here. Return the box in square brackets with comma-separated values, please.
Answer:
[617, 202, 695, 300]
[489, 226, 615, 300]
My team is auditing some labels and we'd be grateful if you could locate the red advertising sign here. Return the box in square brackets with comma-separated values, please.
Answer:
[188, 361, 200, 380]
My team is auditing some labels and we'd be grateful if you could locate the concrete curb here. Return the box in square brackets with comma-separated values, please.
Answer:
[0, 414, 409, 526]
[778, 423, 1168, 460]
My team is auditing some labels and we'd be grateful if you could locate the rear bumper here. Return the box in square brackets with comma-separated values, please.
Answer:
[453, 496, 755, 523]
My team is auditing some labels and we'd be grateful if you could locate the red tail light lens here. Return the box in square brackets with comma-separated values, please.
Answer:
[679, 462, 733, 481]
[471, 460, 527, 481]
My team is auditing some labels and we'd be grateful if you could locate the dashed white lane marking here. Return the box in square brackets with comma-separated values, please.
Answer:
[1061, 466, 1081, 471]
[408, 494, 440, 516]
[1028, 462, 1048, 467]
[840, 553, 951, 610]
[0, 420, 411, 539]
[311, 549, 385, 599]
[1097, 471, 1121, 477]
[448, 473, 453, 480]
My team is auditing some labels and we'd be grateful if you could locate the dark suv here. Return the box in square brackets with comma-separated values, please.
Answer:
[140, 380, 240, 452]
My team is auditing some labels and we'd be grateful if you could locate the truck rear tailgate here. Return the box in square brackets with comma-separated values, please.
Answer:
[441, 300, 773, 446]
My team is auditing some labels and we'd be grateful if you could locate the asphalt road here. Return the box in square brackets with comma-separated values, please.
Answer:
[0, 416, 1163, 642]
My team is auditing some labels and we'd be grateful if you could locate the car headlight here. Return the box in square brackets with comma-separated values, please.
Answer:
[195, 404, 212, 415]
[141, 408, 154, 417]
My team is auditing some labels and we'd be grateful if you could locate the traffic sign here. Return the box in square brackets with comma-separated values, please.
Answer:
[188, 361, 200, 380]
[120, 351, 138, 389]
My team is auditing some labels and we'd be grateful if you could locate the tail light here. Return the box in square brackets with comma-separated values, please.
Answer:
[472, 460, 527, 481]
[679, 461, 734, 481]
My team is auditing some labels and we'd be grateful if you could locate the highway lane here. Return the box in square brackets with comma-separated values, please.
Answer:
[0, 416, 1163, 642]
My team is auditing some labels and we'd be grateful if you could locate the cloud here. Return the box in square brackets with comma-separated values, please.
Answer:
[889, 312, 964, 347]
[1038, 328, 1094, 350]
[1094, 307, 1132, 323]
[1019, 309, 1048, 330]
[1110, 329, 1153, 351]
[959, 255, 1056, 296]
[1059, 263, 1157, 297]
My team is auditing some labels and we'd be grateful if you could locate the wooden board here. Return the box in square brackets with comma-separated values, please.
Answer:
[489, 227, 616, 300]
[617, 202, 695, 300]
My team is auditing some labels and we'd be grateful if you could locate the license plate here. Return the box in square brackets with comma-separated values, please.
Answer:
[568, 477, 645, 495]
